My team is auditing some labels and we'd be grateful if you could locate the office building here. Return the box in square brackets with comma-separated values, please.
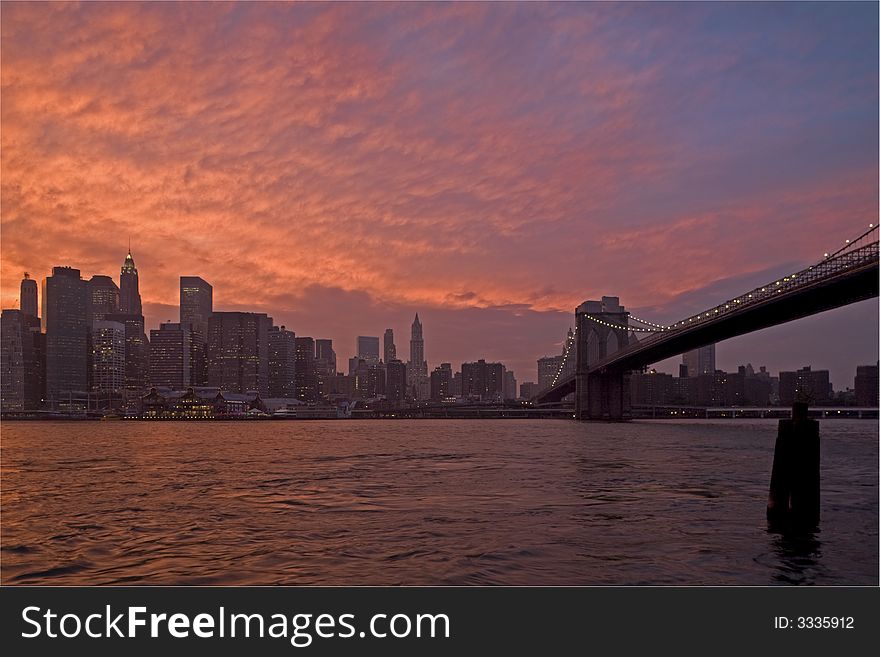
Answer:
[519, 381, 539, 400]
[315, 338, 336, 397]
[43, 266, 89, 402]
[91, 320, 126, 392]
[357, 336, 380, 363]
[20, 273, 38, 318]
[682, 344, 716, 378]
[386, 359, 408, 404]
[503, 370, 517, 400]
[537, 354, 564, 392]
[149, 322, 192, 390]
[1, 309, 43, 411]
[461, 359, 505, 400]
[778, 366, 832, 406]
[854, 364, 878, 407]
[429, 362, 453, 401]
[269, 325, 297, 398]
[384, 329, 396, 364]
[103, 312, 148, 392]
[180, 276, 213, 338]
[294, 337, 318, 402]
[207, 312, 270, 395]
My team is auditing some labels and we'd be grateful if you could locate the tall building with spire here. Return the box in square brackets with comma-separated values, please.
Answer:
[119, 249, 142, 315]
[105, 249, 148, 393]
[407, 313, 429, 400]
[20, 273, 38, 319]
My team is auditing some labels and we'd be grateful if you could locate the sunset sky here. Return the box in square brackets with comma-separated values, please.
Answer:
[1, 2, 877, 386]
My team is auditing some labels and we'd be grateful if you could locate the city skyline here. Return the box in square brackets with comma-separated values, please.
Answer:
[4, 245, 879, 391]
[1, 2, 878, 386]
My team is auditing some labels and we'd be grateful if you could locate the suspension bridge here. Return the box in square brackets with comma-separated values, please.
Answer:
[535, 224, 880, 420]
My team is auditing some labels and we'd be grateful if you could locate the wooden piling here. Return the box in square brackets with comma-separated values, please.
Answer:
[767, 402, 820, 531]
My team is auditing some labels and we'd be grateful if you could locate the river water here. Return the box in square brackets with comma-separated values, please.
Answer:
[1, 419, 876, 585]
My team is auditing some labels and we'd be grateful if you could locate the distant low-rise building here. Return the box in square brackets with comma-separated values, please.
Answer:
[854, 363, 879, 407]
[779, 366, 832, 406]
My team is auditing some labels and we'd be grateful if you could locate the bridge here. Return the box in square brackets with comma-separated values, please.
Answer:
[535, 224, 879, 420]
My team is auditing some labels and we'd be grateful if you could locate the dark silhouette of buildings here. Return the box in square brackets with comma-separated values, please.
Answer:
[429, 362, 453, 401]
[43, 266, 89, 403]
[854, 363, 879, 407]
[682, 344, 716, 378]
[268, 325, 297, 398]
[779, 366, 832, 406]
[207, 312, 270, 395]
[503, 370, 517, 400]
[461, 359, 505, 400]
[386, 359, 407, 404]
[520, 381, 539, 400]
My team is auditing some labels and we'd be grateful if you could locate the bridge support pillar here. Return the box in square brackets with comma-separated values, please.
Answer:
[575, 370, 631, 421]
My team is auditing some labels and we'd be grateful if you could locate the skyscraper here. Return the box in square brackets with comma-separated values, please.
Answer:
[149, 322, 192, 390]
[180, 276, 212, 338]
[268, 325, 297, 398]
[207, 312, 270, 395]
[294, 337, 318, 402]
[352, 358, 385, 399]
[91, 320, 126, 392]
[1, 309, 43, 411]
[20, 273, 38, 318]
[43, 266, 89, 403]
[315, 338, 336, 397]
[537, 355, 564, 392]
[383, 329, 396, 363]
[386, 359, 408, 404]
[119, 249, 142, 315]
[88, 275, 120, 323]
[429, 362, 453, 401]
[503, 370, 517, 400]
[357, 336, 380, 362]
[180, 276, 212, 385]
[103, 312, 149, 392]
[407, 313, 428, 400]
[682, 344, 716, 378]
[104, 249, 148, 393]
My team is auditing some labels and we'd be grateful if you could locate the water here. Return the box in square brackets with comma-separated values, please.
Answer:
[1, 419, 876, 585]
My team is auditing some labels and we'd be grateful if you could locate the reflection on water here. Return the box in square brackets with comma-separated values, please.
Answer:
[1, 419, 876, 585]
[769, 530, 824, 585]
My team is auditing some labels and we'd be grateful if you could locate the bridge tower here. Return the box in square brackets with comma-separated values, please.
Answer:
[575, 296, 633, 421]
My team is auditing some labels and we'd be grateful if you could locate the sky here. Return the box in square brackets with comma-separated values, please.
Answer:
[1, 2, 877, 388]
